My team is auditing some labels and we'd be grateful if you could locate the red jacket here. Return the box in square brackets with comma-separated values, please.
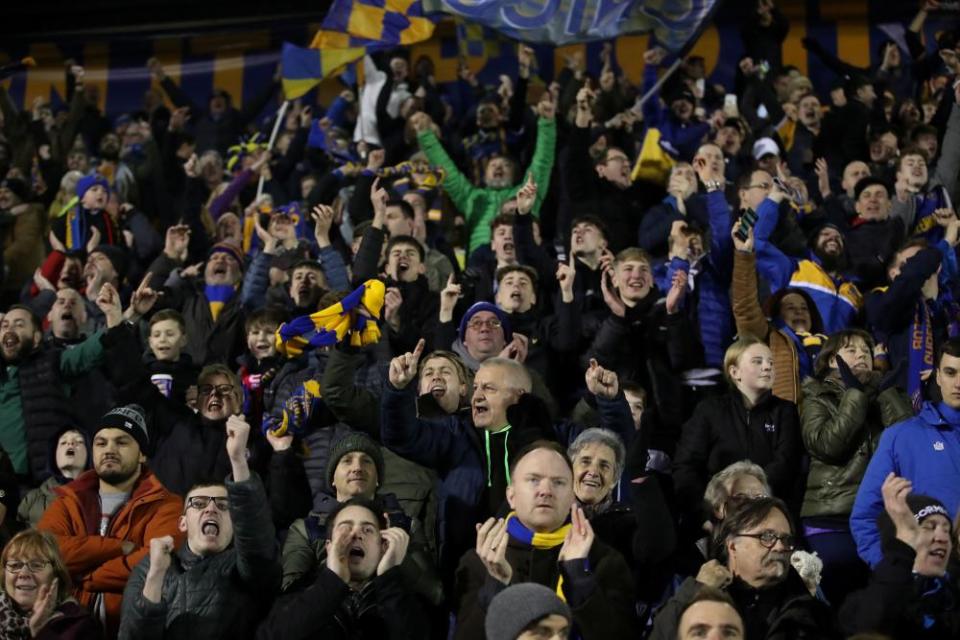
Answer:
[38, 467, 184, 639]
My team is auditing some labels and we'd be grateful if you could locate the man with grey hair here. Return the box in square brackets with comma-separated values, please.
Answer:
[382, 340, 633, 584]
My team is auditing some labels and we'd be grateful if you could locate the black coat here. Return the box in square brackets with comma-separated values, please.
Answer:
[841, 538, 960, 639]
[673, 390, 803, 513]
[119, 475, 280, 640]
[454, 535, 637, 640]
[650, 569, 840, 640]
[257, 566, 427, 640]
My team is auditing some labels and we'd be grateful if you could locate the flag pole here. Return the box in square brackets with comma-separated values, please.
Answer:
[636, 58, 683, 108]
[258, 99, 291, 198]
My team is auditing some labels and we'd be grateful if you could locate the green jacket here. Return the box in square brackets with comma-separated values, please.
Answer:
[0, 331, 104, 475]
[800, 375, 912, 518]
[418, 117, 556, 254]
[17, 476, 61, 528]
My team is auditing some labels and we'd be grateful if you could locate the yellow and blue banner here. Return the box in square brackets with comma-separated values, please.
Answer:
[281, 41, 366, 99]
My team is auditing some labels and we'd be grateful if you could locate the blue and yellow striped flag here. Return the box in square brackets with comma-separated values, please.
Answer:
[281, 42, 365, 100]
[310, 0, 439, 50]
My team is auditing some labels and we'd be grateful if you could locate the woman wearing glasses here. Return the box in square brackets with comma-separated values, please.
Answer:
[0, 529, 98, 639]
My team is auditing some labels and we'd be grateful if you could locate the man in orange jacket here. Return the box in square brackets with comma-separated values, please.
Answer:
[39, 404, 184, 639]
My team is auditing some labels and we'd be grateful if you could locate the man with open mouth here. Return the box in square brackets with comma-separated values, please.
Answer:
[120, 413, 280, 640]
[259, 495, 421, 640]
[841, 475, 957, 638]
[38, 404, 183, 640]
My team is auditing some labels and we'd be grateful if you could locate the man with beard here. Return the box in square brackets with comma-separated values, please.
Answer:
[146, 227, 248, 365]
[50, 174, 121, 251]
[839, 177, 907, 289]
[0, 294, 120, 480]
[753, 173, 862, 332]
[119, 413, 280, 640]
[454, 441, 637, 640]
[649, 497, 839, 639]
[80, 244, 129, 329]
[411, 95, 556, 254]
[38, 405, 184, 640]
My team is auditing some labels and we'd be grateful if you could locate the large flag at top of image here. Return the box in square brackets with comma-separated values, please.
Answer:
[311, 0, 440, 50]
[420, 0, 720, 52]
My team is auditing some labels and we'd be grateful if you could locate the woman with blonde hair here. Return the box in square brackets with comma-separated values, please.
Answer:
[673, 334, 803, 521]
[0, 530, 98, 639]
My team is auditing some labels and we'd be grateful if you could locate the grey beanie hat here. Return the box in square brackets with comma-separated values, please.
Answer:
[98, 404, 149, 453]
[326, 432, 385, 489]
[485, 583, 571, 640]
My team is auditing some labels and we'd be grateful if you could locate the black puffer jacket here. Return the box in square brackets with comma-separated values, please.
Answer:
[119, 474, 280, 640]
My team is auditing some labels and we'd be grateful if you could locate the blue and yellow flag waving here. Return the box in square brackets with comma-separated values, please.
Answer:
[311, 0, 439, 50]
[281, 42, 366, 100]
[275, 279, 386, 358]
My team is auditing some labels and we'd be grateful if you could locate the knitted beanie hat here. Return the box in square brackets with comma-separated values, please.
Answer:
[76, 173, 110, 201]
[98, 404, 149, 454]
[878, 493, 952, 550]
[458, 301, 512, 344]
[485, 583, 571, 640]
[326, 432, 385, 490]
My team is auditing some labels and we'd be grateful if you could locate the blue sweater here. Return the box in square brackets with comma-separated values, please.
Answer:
[850, 402, 960, 567]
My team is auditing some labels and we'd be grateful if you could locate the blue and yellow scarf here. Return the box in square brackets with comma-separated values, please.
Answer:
[505, 511, 573, 601]
[275, 279, 385, 358]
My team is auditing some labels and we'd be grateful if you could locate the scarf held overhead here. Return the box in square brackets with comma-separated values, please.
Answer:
[275, 279, 385, 357]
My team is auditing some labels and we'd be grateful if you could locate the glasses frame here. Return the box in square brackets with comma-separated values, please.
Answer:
[197, 384, 235, 398]
[185, 496, 230, 512]
[4, 560, 52, 574]
[735, 530, 796, 551]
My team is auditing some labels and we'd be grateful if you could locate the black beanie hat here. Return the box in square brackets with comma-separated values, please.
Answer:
[878, 493, 952, 550]
[326, 432, 385, 490]
[0, 178, 30, 204]
[97, 404, 149, 454]
[90, 244, 130, 283]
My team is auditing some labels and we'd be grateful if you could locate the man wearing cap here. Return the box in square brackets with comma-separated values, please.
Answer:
[119, 413, 280, 640]
[843, 473, 957, 638]
[50, 173, 121, 252]
[145, 225, 249, 365]
[383, 341, 632, 587]
[852, 337, 960, 567]
[752, 173, 862, 333]
[484, 583, 571, 640]
[752, 137, 781, 177]
[280, 432, 441, 607]
[456, 441, 636, 640]
[0, 176, 45, 302]
[842, 177, 906, 289]
[39, 404, 184, 640]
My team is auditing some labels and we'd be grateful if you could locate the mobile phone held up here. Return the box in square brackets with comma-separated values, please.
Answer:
[735, 208, 758, 242]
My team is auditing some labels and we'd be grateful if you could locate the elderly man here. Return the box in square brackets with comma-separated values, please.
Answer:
[650, 497, 837, 639]
[455, 441, 636, 640]
[119, 413, 279, 640]
[258, 496, 423, 640]
[39, 405, 184, 639]
[145, 225, 249, 365]
[382, 340, 632, 585]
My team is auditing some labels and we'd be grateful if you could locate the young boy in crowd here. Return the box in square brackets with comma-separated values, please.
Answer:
[145, 309, 198, 407]
[238, 307, 286, 430]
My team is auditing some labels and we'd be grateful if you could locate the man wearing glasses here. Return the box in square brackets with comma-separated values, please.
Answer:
[38, 405, 184, 639]
[650, 497, 840, 639]
[119, 412, 280, 640]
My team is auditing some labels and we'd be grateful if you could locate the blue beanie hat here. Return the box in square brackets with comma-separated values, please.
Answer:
[76, 174, 110, 201]
[458, 301, 512, 344]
